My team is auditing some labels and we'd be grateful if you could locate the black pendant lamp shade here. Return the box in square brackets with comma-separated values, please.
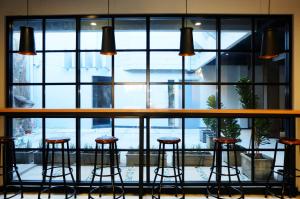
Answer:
[259, 28, 279, 59]
[18, 26, 37, 55]
[100, 26, 116, 55]
[179, 27, 195, 56]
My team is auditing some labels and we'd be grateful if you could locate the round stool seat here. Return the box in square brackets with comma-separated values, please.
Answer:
[95, 135, 118, 144]
[45, 137, 70, 144]
[213, 137, 240, 144]
[279, 138, 300, 146]
[157, 137, 180, 144]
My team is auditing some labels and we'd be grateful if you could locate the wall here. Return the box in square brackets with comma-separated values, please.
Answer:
[1, 0, 300, 187]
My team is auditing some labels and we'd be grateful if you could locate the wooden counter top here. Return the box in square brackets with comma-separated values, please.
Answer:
[0, 108, 299, 117]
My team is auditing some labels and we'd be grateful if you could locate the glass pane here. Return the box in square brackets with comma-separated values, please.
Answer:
[255, 85, 287, 109]
[150, 17, 181, 49]
[115, 118, 140, 149]
[255, 53, 289, 83]
[221, 85, 243, 109]
[185, 52, 217, 82]
[221, 18, 251, 50]
[187, 17, 216, 49]
[45, 85, 75, 108]
[185, 85, 217, 109]
[80, 18, 109, 50]
[13, 118, 42, 148]
[12, 86, 42, 108]
[80, 85, 112, 108]
[150, 52, 182, 82]
[46, 52, 75, 83]
[115, 17, 146, 49]
[150, 85, 182, 108]
[12, 53, 42, 83]
[221, 52, 252, 82]
[255, 17, 290, 52]
[114, 85, 146, 108]
[12, 19, 43, 51]
[80, 118, 112, 149]
[80, 52, 112, 82]
[46, 19, 76, 50]
[115, 52, 146, 82]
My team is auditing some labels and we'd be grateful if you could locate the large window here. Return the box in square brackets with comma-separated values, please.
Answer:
[7, 15, 292, 187]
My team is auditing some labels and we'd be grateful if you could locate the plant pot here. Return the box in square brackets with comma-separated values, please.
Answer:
[241, 152, 273, 180]
[81, 151, 120, 166]
[15, 151, 34, 164]
[34, 151, 76, 165]
[223, 145, 246, 166]
[126, 151, 166, 166]
[179, 151, 213, 166]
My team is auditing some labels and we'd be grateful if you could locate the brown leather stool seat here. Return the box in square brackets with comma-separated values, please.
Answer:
[95, 135, 118, 144]
[45, 137, 70, 144]
[157, 136, 181, 144]
[213, 137, 240, 144]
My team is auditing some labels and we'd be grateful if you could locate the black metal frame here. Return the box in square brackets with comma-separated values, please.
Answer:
[5, 14, 293, 195]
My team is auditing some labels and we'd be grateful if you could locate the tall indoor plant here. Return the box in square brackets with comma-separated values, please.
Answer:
[236, 77, 272, 180]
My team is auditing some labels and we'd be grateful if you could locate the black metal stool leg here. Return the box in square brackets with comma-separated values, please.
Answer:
[158, 143, 165, 199]
[11, 141, 23, 198]
[233, 143, 243, 199]
[226, 143, 232, 197]
[115, 142, 125, 199]
[66, 141, 76, 198]
[39, 142, 49, 199]
[61, 143, 68, 199]
[99, 143, 104, 198]
[206, 141, 216, 198]
[47, 144, 55, 199]
[172, 144, 178, 196]
[152, 143, 161, 198]
[89, 143, 98, 199]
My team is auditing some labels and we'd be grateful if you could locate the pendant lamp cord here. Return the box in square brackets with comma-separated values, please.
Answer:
[26, 0, 29, 26]
[107, 0, 110, 26]
[185, 0, 187, 27]
[268, 0, 270, 15]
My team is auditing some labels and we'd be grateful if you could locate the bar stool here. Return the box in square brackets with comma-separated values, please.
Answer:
[265, 138, 300, 198]
[0, 137, 23, 199]
[207, 137, 244, 199]
[152, 137, 184, 199]
[88, 136, 125, 199]
[38, 137, 76, 199]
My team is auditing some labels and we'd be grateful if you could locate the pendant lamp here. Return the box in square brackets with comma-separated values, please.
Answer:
[259, 0, 279, 59]
[18, 0, 36, 55]
[179, 0, 195, 56]
[100, 0, 116, 55]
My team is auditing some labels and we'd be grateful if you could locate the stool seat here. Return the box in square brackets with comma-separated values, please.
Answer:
[95, 135, 118, 144]
[45, 137, 70, 144]
[213, 137, 240, 144]
[279, 138, 300, 145]
[157, 137, 180, 144]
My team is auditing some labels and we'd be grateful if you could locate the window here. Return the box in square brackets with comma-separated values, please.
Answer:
[7, 15, 292, 187]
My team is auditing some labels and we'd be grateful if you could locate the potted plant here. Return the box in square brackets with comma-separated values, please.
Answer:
[202, 95, 218, 148]
[236, 77, 273, 180]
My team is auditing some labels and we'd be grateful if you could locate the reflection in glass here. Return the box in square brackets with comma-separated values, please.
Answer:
[12, 53, 43, 83]
[221, 85, 242, 109]
[221, 18, 251, 50]
[255, 85, 287, 109]
[185, 85, 217, 109]
[115, 18, 146, 49]
[221, 52, 252, 82]
[150, 85, 182, 108]
[80, 85, 112, 108]
[186, 17, 216, 49]
[255, 53, 288, 83]
[115, 52, 146, 82]
[150, 52, 182, 82]
[46, 52, 76, 83]
[80, 52, 112, 82]
[12, 86, 42, 108]
[80, 18, 109, 50]
[46, 85, 75, 108]
[114, 85, 146, 108]
[46, 19, 76, 50]
[185, 52, 217, 82]
[150, 17, 181, 49]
